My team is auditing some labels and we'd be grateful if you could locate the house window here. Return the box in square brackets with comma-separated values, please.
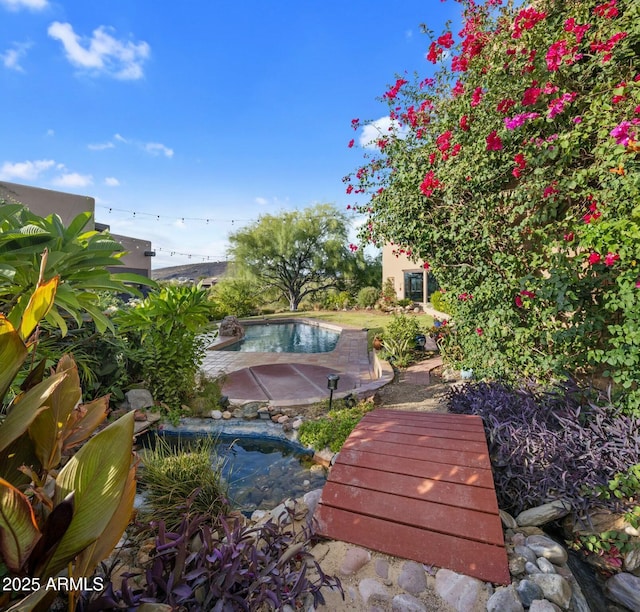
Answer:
[404, 272, 424, 302]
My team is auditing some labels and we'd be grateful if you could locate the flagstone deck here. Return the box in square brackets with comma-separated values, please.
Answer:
[314, 409, 510, 585]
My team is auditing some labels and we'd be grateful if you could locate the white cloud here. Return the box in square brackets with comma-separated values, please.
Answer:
[144, 142, 173, 158]
[88, 141, 115, 151]
[1, 42, 32, 72]
[46, 129, 54, 137]
[104, 177, 120, 186]
[0, 0, 48, 11]
[0, 159, 55, 181]
[359, 116, 408, 148]
[255, 197, 268, 206]
[51, 172, 93, 188]
[47, 21, 150, 80]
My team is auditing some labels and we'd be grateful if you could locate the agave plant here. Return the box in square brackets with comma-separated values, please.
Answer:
[0, 255, 137, 612]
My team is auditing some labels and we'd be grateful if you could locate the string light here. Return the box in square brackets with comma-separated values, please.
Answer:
[155, 246, 228, 261]
[97, 204, 247, 224]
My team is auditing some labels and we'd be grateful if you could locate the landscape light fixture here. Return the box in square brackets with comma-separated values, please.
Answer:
[327, 374, 340, 411]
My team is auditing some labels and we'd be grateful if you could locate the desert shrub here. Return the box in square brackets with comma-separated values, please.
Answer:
[380, 277, 397, 305]
[397, 298, 412, 307]
[80, 511, 342, 611]
[138, 436, 229, 532]
[209, 277, 259, 319]
[299, 399, 375, 452]
[447, 381, 640, 521]
[323, 290, 353, 310]
[357, 286, 380, 308]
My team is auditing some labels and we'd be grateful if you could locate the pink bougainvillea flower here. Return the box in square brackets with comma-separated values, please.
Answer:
[458, 292, 474, 301]
[543, 183, 559, 198]
[594, 0, 619, 19]
[610, 121, 635, 146]
[588, 252, 602, 265]
[429, 152, 438, 165]
[591, 32, 628, 62]
[423, 262, 430, 270]
[636, 279, 640, 289]
[520, 290, 536, 299]
[471, 87, 484, 107]
[512, 7, 547, 39]
[451, 55, 469, 72]
[515, 295, 524, 308]
[604, 252, 620, 266]
[427, 42, 443, 64]
[564, 18, 590, 43]
[452, 80, 465, 97]
[543, 82, 559, 94]
[476, 327, 483, 336]
[522, 83, 542, 106]
[573, 116, 583, 124]
[437, 32, 454, 49]
[420, 170, 442, 197]
[459, 114, 470, 131]
[505, 112, 540, 130]
[564, 232, 574, 241]
[384, 78, 408, 100]
[548, 92, 578, 119]
[346, 185, 353, 194]
[545, 40, 581, 71]
[496, 98, 516, 115]
[351, 118, 360, 130]
[436, 130, 452, 153]
[486, 130, 503, 151]
[349, 243, 359, 252]
[512, 153, 527, 177]
[348, 139, 354, 148]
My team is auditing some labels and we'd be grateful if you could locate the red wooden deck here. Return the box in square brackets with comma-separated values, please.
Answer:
[314, 409, 510, 584]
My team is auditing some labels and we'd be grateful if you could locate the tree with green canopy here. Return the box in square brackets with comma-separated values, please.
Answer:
[227, 204, 354, 311]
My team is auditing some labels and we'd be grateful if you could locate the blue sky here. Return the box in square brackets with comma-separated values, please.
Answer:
[0, 0, 458, 269]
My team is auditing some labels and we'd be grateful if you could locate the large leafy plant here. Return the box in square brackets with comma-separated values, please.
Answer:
[347, 0, 640, 412]
[0, 258, 137, 612]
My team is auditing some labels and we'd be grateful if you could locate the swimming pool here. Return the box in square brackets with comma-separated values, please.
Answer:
[221, 322, 340, 353]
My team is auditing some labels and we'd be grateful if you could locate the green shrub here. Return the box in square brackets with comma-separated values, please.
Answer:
[299, 400, 374, 452]
[356, 286, 381, 308]
[139, 435, 230, 532]
[209, 277, 259, 319]
[430, 290, 450, 315]
[381, 278, 397, 305]
[324, 290, 352, 310]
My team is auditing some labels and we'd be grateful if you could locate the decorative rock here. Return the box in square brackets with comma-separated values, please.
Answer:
[500, 509, 518, 529]
[435, 569, 485, 611]
[525, 535, 568, 564]
[511, 532, 526, 547]
[250, 509, 267, 522]
[210, 409, 222, 420]
[516, 501, 571, 527]
[358, 578, 390, 605]
[604, 572, 640, 611]
[242, 403, 260, 419]
[528, 600, 561, 612]
[375, 558, 390, 581]
[536, 557, 557, 574]
[486, 585, 524, 612]
[528, 573, 573, 609]
[218, 316, 243, 337]
[277, 415, 289, 424]
[133, 410, 147, 422]
[391, 593, 427, 612]
[514, 545, 537, 564]
[339, 546, 371, 576]
[258, 407, 271, 420]
[624, 548, 640, 572]
[397, 561, 427, 594]
[525, 561, 542, 575]
[232, 408, 243, 418]
[221, 411, 232, 419]
[282, 422, 293, 433]
[292, 418, 303, 430]
[509, 555, 527, 575]
[125, 388, 154, 411]
[516, 579, 544, 607]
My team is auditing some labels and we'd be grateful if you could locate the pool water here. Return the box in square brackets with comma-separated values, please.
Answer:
[150, 434, 326, 515]
[222, 322, 339, 353]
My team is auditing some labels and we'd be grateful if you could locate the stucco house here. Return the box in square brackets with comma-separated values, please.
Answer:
[0, 181, 155, 278]
[382, 243, 439, 305]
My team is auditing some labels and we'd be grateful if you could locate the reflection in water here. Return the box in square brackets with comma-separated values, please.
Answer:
[222, 323, 339, 353]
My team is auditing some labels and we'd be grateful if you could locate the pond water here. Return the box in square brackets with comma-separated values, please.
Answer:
[221, 322, 339, 353]
[147, 433, 326, 515]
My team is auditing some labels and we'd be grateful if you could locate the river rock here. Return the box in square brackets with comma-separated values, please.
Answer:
[242, 403, 261, 419]
[525, 561, 542, 574]
[125, 388, 154, 411]
[528, 601, 561, 612]
[500, 509, 518, 529]
[516, 579, 544, 607]
[486, 585, 524, 612]
[624, 547, 640, 572]
[359, 578, 390, 605]
[509, 555, 527, 575]
[340, 546, 371, 576]
[219, 316, 243, 337]
[397, 561, 427, 594]
[604, 572, 640, 611]
[516, 501, 572, 527]
[528, 574, 572, 609]
[210, 410, 222, 419]
[391, 593, 427, 612]
[515, 545, 538, 564]
[435, 569, 485, 610]
[536, 557, 557, 574]
[222, 411, 232, 419]
[525, 535, 568, 564]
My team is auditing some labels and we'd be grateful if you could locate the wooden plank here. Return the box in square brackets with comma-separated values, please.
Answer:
[336, 449, 495, 488]
[315, 505, 510, 585]
[342, 438, 492, 470]
[364, 412, 485, 434]
[328, 463, 499, 514]
[355, 421, 486, 442]
[366, 410, 485, 429]
[320, 481, 504, 546]
[347, 428, 487, 454]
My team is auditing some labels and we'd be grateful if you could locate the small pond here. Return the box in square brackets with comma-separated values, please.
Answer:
[221, 322, 339, 353]
[140, 431, 326, 515]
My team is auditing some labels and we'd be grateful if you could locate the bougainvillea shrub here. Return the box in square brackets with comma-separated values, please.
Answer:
[447, 380, 640, 519]
[346, 0, 640, 412]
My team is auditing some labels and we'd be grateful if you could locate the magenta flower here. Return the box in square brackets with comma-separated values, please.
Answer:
[486, 130, 503, 151]
[610, 121, 635, 146]
[471, 87, 484, 107]
[588, 252, 602, 265]
[504, 112, 540, 130]
[515, 295, 523, 308]
[420, 171, 442, 197]
[476, 327, 484, 336]
[348, 139, 354, 148]
[604, 252, 620, 266]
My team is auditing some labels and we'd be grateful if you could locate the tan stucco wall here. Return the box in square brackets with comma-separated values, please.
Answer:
[382, 244, 429, 303]
[0, 181, 153, 277]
